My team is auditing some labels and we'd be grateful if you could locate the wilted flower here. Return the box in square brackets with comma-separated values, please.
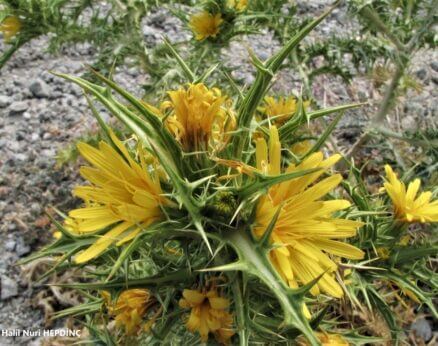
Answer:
[254, 126, 364, 298]
[0, 16, 22, 42]
[161, 83, 234, 151]
[179, 288, 234, 343]
[383, 165, 438, 222]
[227, 0, 248, 12]
[65, 131, 167, 263]
[260, 96, 310, 125]
[189, 11, 223, 41]
[102, 289, 155, 335]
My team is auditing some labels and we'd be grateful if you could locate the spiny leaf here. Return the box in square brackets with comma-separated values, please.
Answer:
[54, 72, 213, 254]
[231, 1, 340, 159]
[257, 204, 283, 248]
[197, 261, 249, 272]
[52, 269, 193, 290]
[238, 168, 320, 200]
[225, 230, 320, 346]
[302, 110, 345, 159]
[163, 36, 196, 82]
[279, 102, 366, 140]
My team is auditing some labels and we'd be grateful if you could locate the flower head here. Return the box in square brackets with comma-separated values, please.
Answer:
[383, 165, 438, 223]
[0, 16, 22, 42]
[298, 332, 349, 345]
[65, 131, 167, 263]
[103, 289, 155, 335]
[260, 96, 310, 125]
[291, 140, 313, 157]
[179, 288, 234, 343]
[189, 11, 223, 41]
[254, 126, 364, 298]
[227, 0, 248, 11]
[161, 83, 234, 151]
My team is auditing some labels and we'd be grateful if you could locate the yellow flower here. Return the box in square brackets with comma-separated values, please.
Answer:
[376, 247, 390, 259]
[291, 140, 313, 157]
[397, 234, 411, 246]
[179, 288, 234, 343]
[0, 16, 21, 42]
[383, 165, 438, 222]
[227, 0, 248, 11]
[298, 332, 349, 345]
[254, 126, 364, 298]
[261, 96, 310, 125]
[161, 83, 235, 151]
[102, 289, 155, 336]
[65, 131, 167, 263]
[189, 11, 223, 41]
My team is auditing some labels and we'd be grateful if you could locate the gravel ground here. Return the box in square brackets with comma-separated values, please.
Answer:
[0, 2, 436, 345]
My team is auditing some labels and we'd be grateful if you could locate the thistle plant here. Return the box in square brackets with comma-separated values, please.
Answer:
[24, 3, 438, 345]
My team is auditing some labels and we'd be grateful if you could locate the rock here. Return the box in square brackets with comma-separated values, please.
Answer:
[4, 240, 16, 252]
[15, 153, 28, 162]
[143, 25, 159, 38]
[1, 275, 18, 300]
[415, 68, 427, 80]
[15, 237, 31, 257]
[0, 95, 11, 108]
[8, 101, 28, 115]
[30, 133, 39, 142]
[29, 79, 50, 98]
[401, 115, 418, 131]
[431, 61, 438, 72]
[411, 318, 432, 342]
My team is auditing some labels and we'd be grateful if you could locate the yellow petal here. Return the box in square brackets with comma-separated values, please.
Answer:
[313, 239, 364, 259]
[183, 289, 206, 305]
[75, 222, 134, 263]
[209, 297, 230, 310]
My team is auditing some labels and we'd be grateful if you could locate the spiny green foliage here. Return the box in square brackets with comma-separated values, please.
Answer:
[6, 1, 438, 345]
[11, 1, 438, 346]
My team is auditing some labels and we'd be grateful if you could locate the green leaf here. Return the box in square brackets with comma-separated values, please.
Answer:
[389, 245, 438, 265]
[225, 230, 320, 346]
[53, 72, 213, 254]
[230, 1, 340, 159]
[163, 37, 196, 82]
[302, 110, 345, 159]
[238, 168, 320, 201]
[53, 269, 193, 290]
[367, 287, 401, 343]
[279, 102, 366, 140]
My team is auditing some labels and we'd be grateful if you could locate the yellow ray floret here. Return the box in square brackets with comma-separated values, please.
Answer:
[161, 83, 235, 151]
[65, 131, 167, 263]
[298, 332, 350, 345]
[227, 0, 248, 11]
[0, 16, 22, 42]
[383, 165, 438, 223]
[102, 289, 156, 335]
[189, 11, 223, 41]
[260, 96, 310, 125]
[179, 288, 234, 344]
[254, 126, 364, 298]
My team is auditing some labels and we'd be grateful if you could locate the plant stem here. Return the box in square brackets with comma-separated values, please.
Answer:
[358, 6, 405, 52]
[225, 230, 320, 346]
[344, 49, 407, 161]
[230, 274, 249, 346]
